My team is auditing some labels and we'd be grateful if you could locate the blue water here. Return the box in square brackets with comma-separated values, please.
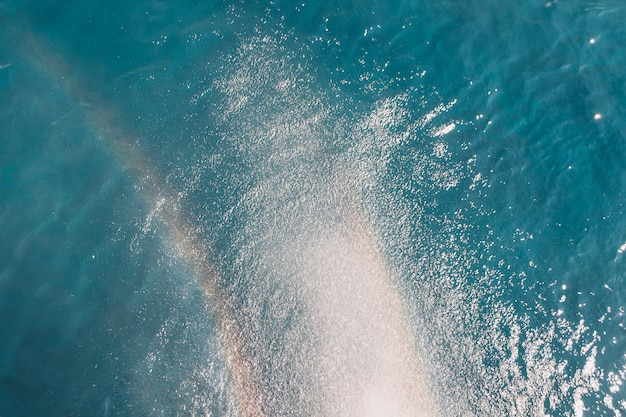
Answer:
[2, 1, 626, 416]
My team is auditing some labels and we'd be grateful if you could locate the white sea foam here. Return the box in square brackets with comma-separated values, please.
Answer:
[209, 34, 440, 416]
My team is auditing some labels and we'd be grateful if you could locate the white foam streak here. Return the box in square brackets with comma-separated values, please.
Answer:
[212, 35, 439, 416]
[233, 174, 439, 416]
[300, 221, 437, 417]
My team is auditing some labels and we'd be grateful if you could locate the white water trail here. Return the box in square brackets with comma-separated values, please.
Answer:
[286, 197, 437, 417]
[228, 165, 438, 416]
[211, 34, 439, 416]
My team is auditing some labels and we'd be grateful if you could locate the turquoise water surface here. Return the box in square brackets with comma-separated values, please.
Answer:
[1, 1, 626, 416]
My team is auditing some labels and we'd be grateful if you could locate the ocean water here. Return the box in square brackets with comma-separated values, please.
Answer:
[1, 0, 626, 416]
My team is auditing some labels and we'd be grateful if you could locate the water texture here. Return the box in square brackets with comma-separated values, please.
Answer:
[1, 1, 626, 416]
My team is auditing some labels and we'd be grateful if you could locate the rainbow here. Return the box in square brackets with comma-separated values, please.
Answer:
[2, 13, 439, 416]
